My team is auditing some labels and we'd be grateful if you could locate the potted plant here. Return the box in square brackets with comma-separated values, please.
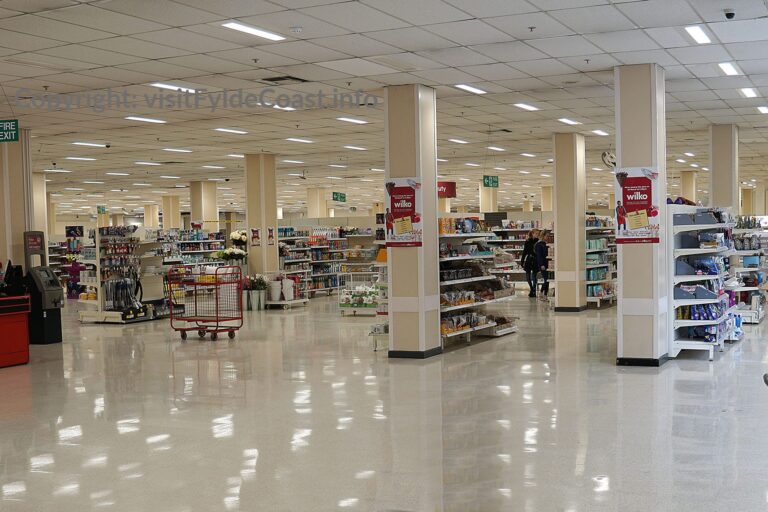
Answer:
[243, 274, 268, 310]
[219, 247, 247, 262]
[230, 229, 248, 248]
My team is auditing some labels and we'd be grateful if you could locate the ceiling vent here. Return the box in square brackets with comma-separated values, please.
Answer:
[260, 75, 308, 85]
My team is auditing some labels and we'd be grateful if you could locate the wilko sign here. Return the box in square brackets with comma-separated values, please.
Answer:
[437, 181, 457, 198]
[385, 177, 422, 247]
[613, 166, 660, 244]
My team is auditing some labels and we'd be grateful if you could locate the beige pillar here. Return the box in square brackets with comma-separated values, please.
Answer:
[437, 197, 451, 213]
[143, 204, 159, 228]
[553, 132, 586, 312]
[245, 153, 279, 275]
[615, 63, 668, 365]
[0, 128, 36, 268]
[680, 171, 697, 203]
[97, 210, 110, 228]
[522, 199, 533, 212]
[709, 124, 738, 209]
[479, 183, 497, 213]
[541, 186, 553, 212]
[327, 208, 335, 217]
[372, 201, 385, 214]
[47, 193, 57, 236]
[307, 188, 326, 218]
[111, 213, 124, 226]
[277, 207, 283, 219]
[162, 195, 181, 229]
[608, 192, 615, 209]
[190, 181, 218, 232]
[741, 188, 754, 215]
[386, 84, 440, 358]
[31, 172, 47, 237]
[754, 183, 766, 215]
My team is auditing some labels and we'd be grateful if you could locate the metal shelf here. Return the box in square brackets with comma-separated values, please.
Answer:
[673, 222, 735, 234]
[442, 322, 497, 338]
[440, 275, 497, 287]
[440, 254, 494, 262]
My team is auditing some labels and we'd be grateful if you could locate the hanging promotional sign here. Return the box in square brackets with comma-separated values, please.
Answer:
[437, 181, 456, 198]
[385, 178, 422, 247]
[250, 228, 261, 247]
[613, 167, 660, 244]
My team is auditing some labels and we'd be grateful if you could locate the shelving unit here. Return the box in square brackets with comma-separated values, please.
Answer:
[585, 215, 616, 307]
[488, 219, 555, 295]
[177, 230, 225, 267]
[666, 205, 740, 361]
[728, 217, 766, 324]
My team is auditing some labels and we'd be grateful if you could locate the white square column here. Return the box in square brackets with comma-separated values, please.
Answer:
[245, 153, 279, 275]
[162, 195, 181, 229]
[615, 64, 668, 366]
[709, 124, 738, 208]
[190, 181, 218, 232]
[386, 84, 441, 358]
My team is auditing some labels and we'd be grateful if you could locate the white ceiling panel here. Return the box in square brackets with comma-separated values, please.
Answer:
[470, 41, 548, 62]
[726, 41, 768, 60]
[316, 58, 400, 76]
[486, 12, 574, 40]
[37, 5, 168, 35]
[36, 44, 143, 66]
[265, 41, 352, 62]
[691, 0, 768, 23]
[510, 58, 577, 77]
[645, 27, 692, 49]
[133, 28, 242, 53]
[302, 3, 408, 32]
[418, 47, 495, 67]
[527, 35, 603, 57]
[0, 0, 73, 12]
[411, 67, 484, 84]
[83, 37, 193, 59]
[312, 34, 400, 57]
[549, 5, 635, 34]
[738, 59, 768, 75]
[667, 44, 733, 65]
[613, 49, 679, 66]
[171, 0, 284, 17]
[586, 30, 659, 53]
[558, 53, 621, 72]
[685, 63, 726, 78]
[0, 15, 114, 43]
[443, 0, 539, 17]
[98, 0, 222, 25]
[118, 59, 205, 79]
[708, 18, 768, 44]
[367, 72, 437, 85]
[368, 52, 444, 72]
[617, 0, 701, 28]
[366, 27, 457, 52]
[207, 47, 302, 68]
[700, 76, 756, 89]
[458, 63, 527, 81]
[423, 20, 512, 46]
[361, 0, 469, 25]
[269, 63, 353, 81]
[239, 10, 350, 40]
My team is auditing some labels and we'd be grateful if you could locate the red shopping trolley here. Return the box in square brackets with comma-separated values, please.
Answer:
[167, 266, 243, 340]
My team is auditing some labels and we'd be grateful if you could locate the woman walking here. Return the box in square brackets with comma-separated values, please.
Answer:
[520, 229, 539, 298]
[535, 230, 550, 301]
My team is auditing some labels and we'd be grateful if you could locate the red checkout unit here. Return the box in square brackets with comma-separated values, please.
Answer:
[0, 262, 31, 368]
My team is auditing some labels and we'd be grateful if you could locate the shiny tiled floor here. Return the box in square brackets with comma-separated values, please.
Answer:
[1, 296, 766, 511]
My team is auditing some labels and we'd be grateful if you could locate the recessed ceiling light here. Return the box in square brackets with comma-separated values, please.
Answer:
[558, 118, 581, 125]
[65, 156, 96, 161]
[740, 87, 757, 98]
[493, 167, 506, 171]
[133, 183, 151, 187]
[520, 153, 536, 158]
[676, 158, 686, 163]
[592, 167, 603, 171]
[72, 142, 106, 147]
[228, 153, 244, 158]
[702, 167, 709, 171]
[150, 82, 196, 94]
[360, 179, 374, 182]
[163, 148, 192, 153]
[514, 103, 539, 111]
[758, 106, 768, 114]
[683, 152, 695, 157]
[690, 164, 699, 168]
[83, 180, 104, 184]
[487, 146, 505, 152]
[519, 171, 531, 174]
[458, 177, 470, 181]
[465, 163, 480, 167]
[326, 176, 343, 180]
[125, 116, 166, 124]
[202, 165, 225, 169]
[684, 25, 711, 45]
[215, 128, 248, 134]
[43, 169, 71, 173]
[135, 161, 160, 166]
[287, 173, 303, 177]
[153, 190, 168, 194]
[208, 178, 226, 182]
[541, 174, 551, 177]
[454, 84, 486, 95]
[337, 117, 368, 124]
[282, 159, 304, 164]
[286, 137, 313, 143]
[344, 145, 366, 151]
[64, 187, 83, 191]
[436, 158, 448, 162]
[370, 168, 385, 172]
[448, 138, 468, 144]
[160, 176, 180, 179]
[273, 104, 296, 111]
[221, 21, 286, 41]
[329, 164, 347, 168]
[718, 62, 740, 76]
[592, 130, 609, 136]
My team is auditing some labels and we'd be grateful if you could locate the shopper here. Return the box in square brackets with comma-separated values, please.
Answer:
[520, 229, 539, 298]
[535, 230, 549, 301]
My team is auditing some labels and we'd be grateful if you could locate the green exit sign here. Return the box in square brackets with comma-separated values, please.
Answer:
[332, 191, 346, 202]
[483, 175, 499, 188]
[0, 120, 18, 143]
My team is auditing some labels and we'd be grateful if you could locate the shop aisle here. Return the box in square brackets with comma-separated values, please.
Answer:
[0, 297, 765, 511]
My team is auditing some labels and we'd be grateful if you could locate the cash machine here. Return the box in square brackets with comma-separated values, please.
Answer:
[24, 231, 64, 344]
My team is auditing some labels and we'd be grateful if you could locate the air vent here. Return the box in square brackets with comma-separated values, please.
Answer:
[261, 75, 308, 85]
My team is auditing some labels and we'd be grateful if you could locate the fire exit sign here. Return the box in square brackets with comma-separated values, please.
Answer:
[0, 120, 18, 143]
[332, 191, 346, 202]
[482, 175, 498, 188]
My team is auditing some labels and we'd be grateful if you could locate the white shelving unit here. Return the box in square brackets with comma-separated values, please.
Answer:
[666, 205, 740, 361]
[729, 219, 766, 324]
[585, 216, 616, 308]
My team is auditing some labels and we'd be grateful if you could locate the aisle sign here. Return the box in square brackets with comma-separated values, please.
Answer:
[332, 191, 346, 202]
[482, 175, 498, 188]
[613, 166, 660, 244]
[437, 181, 457, 198]
[385, 178, 422, 247]
[97, 205, 107, 214]
[0, 120, 18, 143]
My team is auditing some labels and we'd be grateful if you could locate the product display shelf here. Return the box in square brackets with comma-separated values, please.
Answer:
[438, 225, 517, 343]
[585, 215, 617, 308]
[277, 233, 313, 289]
[729, 220, 766, 324]
[47, 244, 68, 277]
[369, 260, 389, 350]
[666, 205, 740, 361]
[487, 223, 555, 294]
[282, 229, 347, 296]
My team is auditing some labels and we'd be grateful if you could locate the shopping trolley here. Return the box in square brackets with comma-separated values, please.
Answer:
[167, 266, 243, 340]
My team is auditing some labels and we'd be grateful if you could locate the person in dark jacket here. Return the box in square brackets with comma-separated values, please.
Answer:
[520, 229, 539, 297]
[534, 230, 549, 301]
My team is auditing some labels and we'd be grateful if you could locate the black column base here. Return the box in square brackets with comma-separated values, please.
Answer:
[553, 305, 588, 312]
[616, 355, 669, 367]
[388, 346, 443, 359]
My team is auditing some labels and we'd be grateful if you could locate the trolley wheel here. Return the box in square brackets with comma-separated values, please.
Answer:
[198, 330, 206, 338]
[211, 332, 218, 341]
[228, 331, 236, 339]
[180, 331, 187, 340]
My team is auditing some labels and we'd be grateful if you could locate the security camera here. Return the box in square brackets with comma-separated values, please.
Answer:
[724, 8, 735, 19]
[225, 178, 230, 182]
[105, 143, 111, 148]
[51, 162, 56, 167]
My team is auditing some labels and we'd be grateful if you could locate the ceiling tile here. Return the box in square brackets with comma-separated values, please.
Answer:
[82, 37, 193, 59]
[529, 0, 608, 8]
[0, 15, 114, 43]
[36, 5, 168, 35]
[510, 58, 577, 76]
[527, 35, 603, 57]
[133, 28, 241, 53]
[368, 52, 444, 72]
[586, 30, 659, 53]
[549, 5, 635, 34]
[418, 47, 495, 67]
[558, 54, 621, 72]
[0, 0, 73, 12]
[443, 0, 538, 17]
[118, 59, 206, 78]
[36, 44, 144, 66]
[316, 58, 399, 76]
[207, 47, 302, 68]
[667, 44, 732, 65]
[616, 0, 701, 28]
[613, 49, 679, 66]
[411, 67, 486, 84]
[693, 0, 768, 23]
[97, 0, 222, 25]
[171, 0, 284, 17]
[302, 3, 408, 32]
[239, 10, 350, 39]
[470, 41, 547, 62]
[645, 27, 692, 49]
[270, 63, 353, 81]
[360, 0, 469, 25]
[366, 27, 457, 52]
[458, 63, 527, 80]
[312, 34, 400, 57]
[265, 41, 352, 62]
[160, 54, 253, 73]
[423, 20, 512, 45]
[485, 12, 574, 40]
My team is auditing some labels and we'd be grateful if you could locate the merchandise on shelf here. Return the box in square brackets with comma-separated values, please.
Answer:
[437, 217, 491, 235]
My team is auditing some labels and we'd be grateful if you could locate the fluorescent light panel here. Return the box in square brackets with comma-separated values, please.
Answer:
[44, 169, 71, 173]
[592, 130, 609, 136]
[520, 153, 536, 158]
[65, 156, 96, 161]
[337, 117, 367, 124]
[344, 145, 366, 151]
[72, 142, 106, 147]
[718, 62, 740, 76]
[448, 138, 468, 144]
[454, 84, 486, 95]
[514, 103, 538, 111]
[286, 137, 313, 143]
[150, 82, 196, 94]
[135, 161, 160, 166]
[106, 172, 130, 176]
[221, 21, 285, 42]
[163, 148, 192, 153]
[558, 118, 581, 125]
[282, 159, 304, 164]
[125, 116, 166, 124]
[487, 146, 505, 152]
[685, 26, 711, 45]
[215, 128, 248, 134]
[228, 153, 244, 158]
[740, 87, 757, 98]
